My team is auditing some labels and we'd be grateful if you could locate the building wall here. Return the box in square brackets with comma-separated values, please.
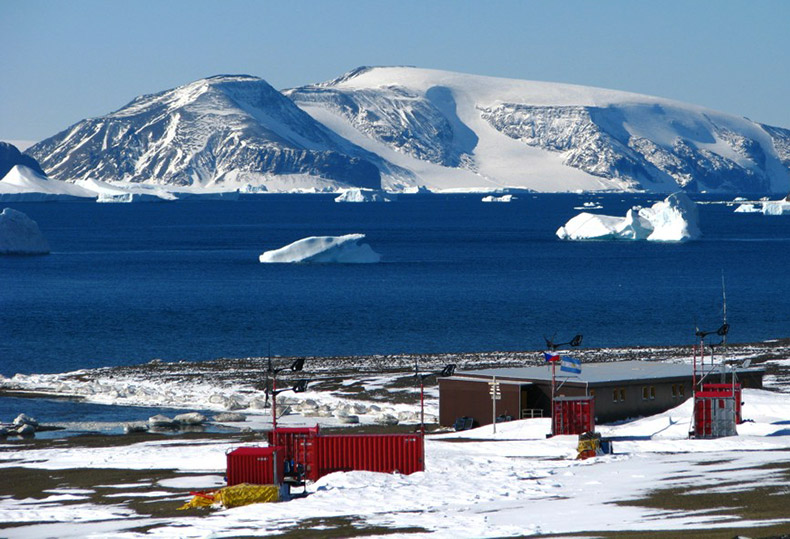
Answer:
[440, 369, 763, 427]
[438, 379, 521, 428]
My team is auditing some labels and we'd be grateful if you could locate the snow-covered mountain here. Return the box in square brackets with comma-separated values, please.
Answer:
[287, 67, 790, 193]
[27, 75, 382, 192]
[24, 68, 790, 194]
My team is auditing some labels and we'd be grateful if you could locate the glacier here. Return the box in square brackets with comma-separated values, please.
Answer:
[0, 207, 50, 255]
[288, 66, 790, 194]
[259, 234, 381, 263]
[557, 192, 701, 242]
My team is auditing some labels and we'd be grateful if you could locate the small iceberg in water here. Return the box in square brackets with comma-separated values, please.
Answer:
[0, 207, 50, 255]
[259, 233, 381, 263]
[481, 194, 515, 203]
[334, 188, 395, 203]
[557, 192, 701, 242]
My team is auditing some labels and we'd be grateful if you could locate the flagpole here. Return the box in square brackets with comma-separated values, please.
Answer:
[551, 360, 556, 436]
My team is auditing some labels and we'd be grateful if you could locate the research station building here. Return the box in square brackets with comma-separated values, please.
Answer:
[438, 360, 765, 427]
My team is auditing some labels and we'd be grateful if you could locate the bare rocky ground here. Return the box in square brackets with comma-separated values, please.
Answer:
[67, 337, 790, 402]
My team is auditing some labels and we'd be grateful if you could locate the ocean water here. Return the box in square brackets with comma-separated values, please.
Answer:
[2, 193, 790, 380]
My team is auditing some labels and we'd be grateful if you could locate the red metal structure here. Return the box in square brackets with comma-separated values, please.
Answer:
[702, 383, 742, 423]
[268, 426, 321, 481]
[553, 396, 595, 435]
[226, 446, 285, 486]
[316, 433, 424, 477]
[265, 426, 424, 482]
[694, 391, 737, 438]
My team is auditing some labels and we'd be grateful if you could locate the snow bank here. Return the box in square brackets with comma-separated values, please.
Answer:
[0, 165, 96, 201]
[334, 188, 394, 203]
[481, 194, 515, 203]
[557, 192, 700, 242]
[259, 234, 381, 263]
[0, 208, 50, 255]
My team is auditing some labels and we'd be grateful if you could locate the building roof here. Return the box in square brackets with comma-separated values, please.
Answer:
[451, 360, 763, 386]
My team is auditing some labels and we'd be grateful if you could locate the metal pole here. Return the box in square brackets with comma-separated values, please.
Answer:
[492, 375, 497, 434]
[272, 373, 277, 432]
[420, 377, 425, 437]
[551, 361, 556, 436]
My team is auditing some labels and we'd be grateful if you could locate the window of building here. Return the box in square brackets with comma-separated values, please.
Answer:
[612, 389, 619, 402]
[678, 385, 685, 398]
[650, 386, 656, 400]
[642, 386, 649, 400]
[671, 384, 678, 398]
[619, 388, 626, 402]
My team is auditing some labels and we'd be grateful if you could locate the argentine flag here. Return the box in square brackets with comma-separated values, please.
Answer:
[560, 356, 582, 374]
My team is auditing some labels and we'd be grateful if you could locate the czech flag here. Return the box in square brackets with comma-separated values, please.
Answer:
[543, 352, 560, 363]
[560, 356, 582, 374]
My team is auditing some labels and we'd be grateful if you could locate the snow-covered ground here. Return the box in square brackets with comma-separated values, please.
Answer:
[1, 389, 790, 537]
[2, 343, 790, 537]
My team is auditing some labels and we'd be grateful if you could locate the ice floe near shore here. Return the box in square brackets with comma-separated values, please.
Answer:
[0, 208, 50, 255]
[557, 192, 701, 242]
[259, 233, 381, 263]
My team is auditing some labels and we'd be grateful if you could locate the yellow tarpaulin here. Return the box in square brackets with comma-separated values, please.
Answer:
[178, 483, 280, 510]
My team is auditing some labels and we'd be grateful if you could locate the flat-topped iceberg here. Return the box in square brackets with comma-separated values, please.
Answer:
[557, 192, 700, 242]
[0, 207, 50, 255]
[334, 188, 394, 203]
[259, 233, 381, 263]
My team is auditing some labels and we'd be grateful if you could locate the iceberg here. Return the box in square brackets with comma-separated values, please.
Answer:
[734, 203, 761, 213]
[481, 194, 515, 203]
[334, 188, 395, 203]
[0, 207, 50, 255]
[0, 165, 96, 201]
[557, 192, 700, 242]
[259, 234, 381, 263]
[762, 200, 790, 215]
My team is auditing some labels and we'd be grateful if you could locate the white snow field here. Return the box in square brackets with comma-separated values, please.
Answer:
[289, 66, 790, 193]
[0, 207, 50, 255]
[557, 192, 701, 241]
[259, 234, 381, 263]
[1, 388, 790, 537]
[334, 188, 395, 203]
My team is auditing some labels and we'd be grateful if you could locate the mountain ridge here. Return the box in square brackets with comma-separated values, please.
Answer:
[25, 67, 790, 194]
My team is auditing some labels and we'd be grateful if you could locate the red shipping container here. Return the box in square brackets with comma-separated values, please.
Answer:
[553, 396, 595, 435]
[226, 446, 285, 486]
[702, 383, 742, 423]
[316, 434, 424, 478]
[268, 426, 320, 482]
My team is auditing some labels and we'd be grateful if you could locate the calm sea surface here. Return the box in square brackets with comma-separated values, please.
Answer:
[3, 194, 790, 378]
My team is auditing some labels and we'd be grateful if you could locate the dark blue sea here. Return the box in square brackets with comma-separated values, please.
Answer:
[2, 193, 790, 380]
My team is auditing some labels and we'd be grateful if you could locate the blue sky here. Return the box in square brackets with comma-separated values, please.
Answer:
[1, 0, 789, 144]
